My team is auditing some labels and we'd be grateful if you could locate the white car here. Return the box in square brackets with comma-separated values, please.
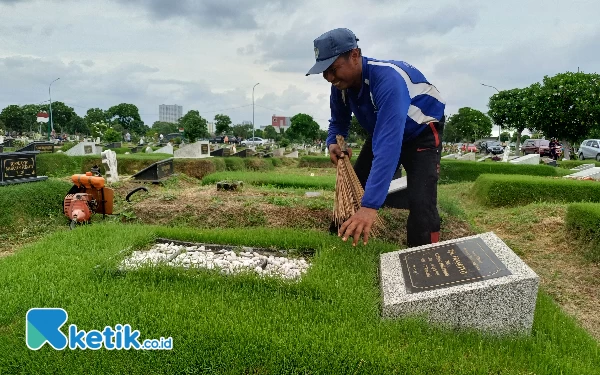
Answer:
[241, 137, 265, 146]
[578, 139, 600, 161]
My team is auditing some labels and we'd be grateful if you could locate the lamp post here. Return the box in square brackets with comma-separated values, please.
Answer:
[48, 78, 60, 141]
[481, 83, 501, 141]
[252, 82, 259, 145]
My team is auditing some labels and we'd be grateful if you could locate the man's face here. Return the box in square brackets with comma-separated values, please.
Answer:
[323, 51, 360, 90]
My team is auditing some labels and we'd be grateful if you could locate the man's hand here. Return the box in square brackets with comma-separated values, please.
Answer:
[338, 207, 377, 246]
[329, 143, 352, 165]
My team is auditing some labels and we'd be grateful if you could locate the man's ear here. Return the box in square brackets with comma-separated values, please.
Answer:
[351, 49, 360, 64]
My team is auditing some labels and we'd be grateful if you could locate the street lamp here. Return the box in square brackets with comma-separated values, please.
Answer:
[252, 82, 259, 145]
[48, 78, 60, 141]
[481, 83, 501, 141]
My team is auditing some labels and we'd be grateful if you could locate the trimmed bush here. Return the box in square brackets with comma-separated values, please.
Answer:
[299, 156, 334, 168]
[558, 160, 600, 170]
[172, 159, 218, 180]
[472, 174, 600, 207]
[201, 171, 335, 190]
[0, 179, 71, 233]
[566, 203, 600, 262]
[439, 160, 559, 184]
[224, 157, 246, 171]
[243, 158, 274, 171]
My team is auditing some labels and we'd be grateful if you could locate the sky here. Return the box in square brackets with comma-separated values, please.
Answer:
[1, 0, 598, 135]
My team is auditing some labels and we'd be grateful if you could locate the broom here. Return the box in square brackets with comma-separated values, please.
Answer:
[332, 135, 384, 238]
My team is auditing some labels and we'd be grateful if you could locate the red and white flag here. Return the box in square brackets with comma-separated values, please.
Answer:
[36, 112, 49, 123]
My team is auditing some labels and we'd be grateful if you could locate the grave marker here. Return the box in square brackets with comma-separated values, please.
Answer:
[380, 232, 539, 335]
[0, 151, 48, 186]
[509, 154, 540, 165]
[132, 158, 174, 182]
[16, 141, 54, 153]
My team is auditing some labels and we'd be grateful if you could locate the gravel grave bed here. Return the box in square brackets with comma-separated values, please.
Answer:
[119, 239, 311, 280]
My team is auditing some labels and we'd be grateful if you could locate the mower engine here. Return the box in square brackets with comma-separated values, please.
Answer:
[64, 172, 114, 229]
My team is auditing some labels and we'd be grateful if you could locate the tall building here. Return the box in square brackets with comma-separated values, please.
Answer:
[159, 104, 183, 123]
[207, 121, 215, 135]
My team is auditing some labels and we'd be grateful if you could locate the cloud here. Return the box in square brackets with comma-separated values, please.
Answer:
[115, 0, 298, 30]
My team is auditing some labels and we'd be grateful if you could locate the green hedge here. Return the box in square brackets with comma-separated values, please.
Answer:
[0, 179, 71, 233]
[472, 174, 600, 207]
[566, 203, 600, 262]
[558, 160, 600, 170]
[201, 171, 336, 190]
[36, 154, 275, 178]
[299, 156, 335, 168]
[439, 160, 560, 184]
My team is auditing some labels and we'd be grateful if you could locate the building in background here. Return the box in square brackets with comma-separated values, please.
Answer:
[261, 114, 291, 133]
[159, 104, 183, 123]
[207, 121, 215, 135]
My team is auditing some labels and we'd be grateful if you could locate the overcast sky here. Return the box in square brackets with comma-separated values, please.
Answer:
[1, 0, 598, 134]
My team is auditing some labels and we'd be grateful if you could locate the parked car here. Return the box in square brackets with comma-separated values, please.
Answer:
[481, 141, 504, 155]
[522, 139, 551, 156]
[210, 135, 239, 144]
[241, 137, 265, 146]
[461, 143, 477, 152]
[578, 139, 600, 161]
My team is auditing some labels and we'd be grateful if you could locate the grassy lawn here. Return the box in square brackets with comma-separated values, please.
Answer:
[1, 223, 599, 374]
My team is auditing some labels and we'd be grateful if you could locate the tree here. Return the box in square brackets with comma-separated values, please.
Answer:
[442, 118, 462, 143]
[263, 125, 278, 140]
[348, 116, 368, 143]
[253, 129, 264, 138]
[179, 110, 208, 142]
[488, 86, 539, 154]
[103, 128, 122, 143]
[499, 131, 511, 143]
[231, 124, 252, 138]
[21, 104, 43, 133]
[151, 121, 178, 136]
[287, 113, 320, 143]
[107, 103, 143, 134]
[84, 108, 108, 130]
[529, 71, 600, 159]
[0, 105, 26, 133]
[214, 114, 232, 135]
[445, 107, 492, 142]
[39, 101, 77, 134]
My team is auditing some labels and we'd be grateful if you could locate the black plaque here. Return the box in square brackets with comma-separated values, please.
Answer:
[84, 145, 93, 154]
[131, 158, 174, 182]
[16, 142, 54, 153]
[211, 148, 224, 157]
[0, 151, 48, 185]
[201, 144, 209, 155]
[400, 238, 511, 294]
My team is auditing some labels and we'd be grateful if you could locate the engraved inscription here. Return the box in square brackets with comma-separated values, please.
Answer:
[84, 145, 93, 154]
[3, 157, 36, 179]
[35, 144, 54, 153]
[201, 144, 208, 154]
[400, 238, 512, 294]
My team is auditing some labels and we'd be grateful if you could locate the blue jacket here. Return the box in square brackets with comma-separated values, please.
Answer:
[327, 56, 445, 209]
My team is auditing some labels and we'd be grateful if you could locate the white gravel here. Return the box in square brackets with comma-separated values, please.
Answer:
[119, 242, 310, 280]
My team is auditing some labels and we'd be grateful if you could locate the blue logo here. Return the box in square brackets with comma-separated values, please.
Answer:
[26, 308, 172, 350]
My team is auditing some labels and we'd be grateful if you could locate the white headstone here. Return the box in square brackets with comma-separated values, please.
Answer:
[380, 232, 539, 335]
[563, 167, 600, 180]
[459, 152, 476, 161]
[101, 150, 119, 183]
[0, 136, 4, 145]
[95, 137, 100, 144]
[65, 142, 103, 156]
[284, 150, 299, 158]
[273, 148, 285, 157]
[509, 154, 540, 165]
[441, 154, 456, 159]
[154, 143, 174, 155]
[145, 146, 153, 153]
[174, 141, 211, 158]
[502, 147, 511, 162]
[388, 176, 407, 194]
[570, 164, 595, 172]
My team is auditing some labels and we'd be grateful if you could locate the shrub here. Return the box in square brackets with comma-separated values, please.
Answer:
[472, 174, 600, 207]
[299, 156, 334, 168]
[243, 158, 274, 171]
[439, 160, 559, 184]
[0, 179, 71, 233]
[566, 203, 600, 262]
[173, 159, 217, 179]
[224, 157, 246, 171]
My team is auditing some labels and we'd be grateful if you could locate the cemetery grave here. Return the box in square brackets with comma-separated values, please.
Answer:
[0, 152, 599, 373]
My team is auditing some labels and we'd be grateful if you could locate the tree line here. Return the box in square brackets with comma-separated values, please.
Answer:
[443, 71, 600, 156]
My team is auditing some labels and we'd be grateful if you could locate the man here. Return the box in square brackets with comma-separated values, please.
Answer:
[306, 28, 446, 248]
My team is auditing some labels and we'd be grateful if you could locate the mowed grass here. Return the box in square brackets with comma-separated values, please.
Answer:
[0, 224, 599, 374]
[201, 170, 336, 190]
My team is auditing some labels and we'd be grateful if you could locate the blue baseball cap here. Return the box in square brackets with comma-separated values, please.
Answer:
[306, 28, 359, 76]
